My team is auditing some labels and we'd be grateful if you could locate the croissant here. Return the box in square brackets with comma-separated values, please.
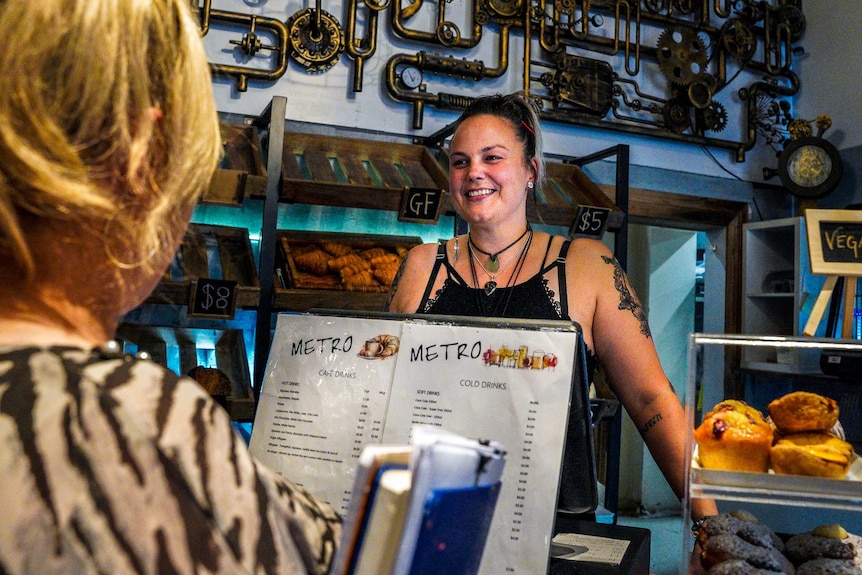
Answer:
[329, 253, 365, 271]
[359, 247, 388, 260]
[343, 270, 380, 291]
[373, 263, 400, 286]
[321, 241, 353, 258]
[369, 254, 400, 267]
[293, 249, 331, 275]
[339, 261, 372, 278]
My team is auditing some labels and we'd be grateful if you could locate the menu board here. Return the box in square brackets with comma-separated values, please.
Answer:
[250, 312, 581, 575]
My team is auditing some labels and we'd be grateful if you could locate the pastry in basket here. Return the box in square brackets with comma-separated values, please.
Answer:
[320, 241, 353, 257]
[338, 260, 372, 279]
[786, 525, 862, 569]
[293, 249, 331, 275]
[694, 400, 774, 472]
[770, 432, 854, 479]
[768, 391, 839, 435]
[373, 262, 400, 287]
[368, 253, 400, 267]
[187, 366, 233, 397]
[342, 270, 381, 291]
[358, 247, 389, 260]
[329, 253, 365, 271]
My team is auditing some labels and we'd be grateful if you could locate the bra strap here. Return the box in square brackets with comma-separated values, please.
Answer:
[418, 242, 447, 311]
[557, 240, 572, 319]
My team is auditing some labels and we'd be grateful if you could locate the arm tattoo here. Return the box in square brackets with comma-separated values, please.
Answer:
[639, 412, 663, 435]
[384, 258, 408, 310]
[601, 255, 652, 338]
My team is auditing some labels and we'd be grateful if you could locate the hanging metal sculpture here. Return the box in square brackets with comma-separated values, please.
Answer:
[197, 0, 808, 161]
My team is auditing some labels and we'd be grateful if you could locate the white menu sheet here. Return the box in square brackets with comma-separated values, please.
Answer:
[250, 313, 578, 575]
[383, 321, 575, 575]
[249, 314, 403, 511]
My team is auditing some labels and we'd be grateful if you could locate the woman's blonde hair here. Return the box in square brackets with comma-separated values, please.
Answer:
[0, 0, 221, 279]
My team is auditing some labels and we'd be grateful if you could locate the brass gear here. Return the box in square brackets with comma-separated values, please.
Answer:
[286, 8, 345, 73]
[663, 98, 691, 134]
[656, 26, 708, 86]
[720, 19, 756, 61]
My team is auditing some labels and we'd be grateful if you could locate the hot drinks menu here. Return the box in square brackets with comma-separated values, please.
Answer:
[250, 313, 578, 575]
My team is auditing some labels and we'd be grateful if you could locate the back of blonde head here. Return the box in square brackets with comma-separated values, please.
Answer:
[0, 0, 221, 280]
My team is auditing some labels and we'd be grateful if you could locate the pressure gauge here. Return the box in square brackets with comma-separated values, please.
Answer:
[399, 66, 423, 90]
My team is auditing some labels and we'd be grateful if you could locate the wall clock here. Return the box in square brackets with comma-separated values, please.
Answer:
[777, 135, 843, 199]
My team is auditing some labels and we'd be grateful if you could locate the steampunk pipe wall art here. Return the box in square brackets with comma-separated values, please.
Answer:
[196, 0, 806, 162]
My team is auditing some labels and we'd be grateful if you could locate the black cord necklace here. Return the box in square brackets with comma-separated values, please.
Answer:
[469, 230, 533, 317]
[468, 224, 531, 273]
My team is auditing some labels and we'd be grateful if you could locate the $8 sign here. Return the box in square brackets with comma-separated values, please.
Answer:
[190, 278, 238, 319]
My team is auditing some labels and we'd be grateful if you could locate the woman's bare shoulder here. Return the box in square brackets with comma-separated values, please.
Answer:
[565, 237, 615, 265]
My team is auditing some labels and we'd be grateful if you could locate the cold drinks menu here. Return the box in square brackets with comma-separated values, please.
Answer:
[249, 313, 577, 575]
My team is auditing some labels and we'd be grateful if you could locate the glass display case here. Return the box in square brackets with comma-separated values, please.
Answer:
[682, 334, 862, 574]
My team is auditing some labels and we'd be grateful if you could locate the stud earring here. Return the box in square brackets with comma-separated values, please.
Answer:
[527, 181, 534, 189]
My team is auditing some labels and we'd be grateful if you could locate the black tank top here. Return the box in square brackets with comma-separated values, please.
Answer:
[417, 238, 571, 320]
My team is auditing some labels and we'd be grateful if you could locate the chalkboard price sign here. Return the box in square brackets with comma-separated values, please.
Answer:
[398, 187, 444, 224]
[570, 206, 611, 239]
[189, 278, 238, 319]
[805, 209, 862, 276]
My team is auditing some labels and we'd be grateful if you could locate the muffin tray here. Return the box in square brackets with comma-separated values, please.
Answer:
[690, 448, 862, 503]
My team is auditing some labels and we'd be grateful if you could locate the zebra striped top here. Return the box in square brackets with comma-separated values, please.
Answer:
[0, 346, 341, 574]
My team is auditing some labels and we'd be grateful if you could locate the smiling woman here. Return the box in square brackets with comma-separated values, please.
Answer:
[387, 91, 718, 522]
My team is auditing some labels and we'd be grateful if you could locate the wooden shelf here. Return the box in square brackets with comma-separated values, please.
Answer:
[115, 325, 256, 421]
[147, 223, 259, 307]
[202, 123, 268, 207]
[277, 131, 449, 211]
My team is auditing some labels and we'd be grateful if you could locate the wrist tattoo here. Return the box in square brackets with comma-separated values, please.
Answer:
[601, 255, 652, 338]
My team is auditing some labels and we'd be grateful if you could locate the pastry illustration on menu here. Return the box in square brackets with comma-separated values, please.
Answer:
[358, 334, 400, 360]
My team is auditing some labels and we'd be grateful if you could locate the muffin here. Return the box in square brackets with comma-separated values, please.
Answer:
[770, 432, 854, 479]
[768, 392, 839, 435]
[695, 400, 774, 472]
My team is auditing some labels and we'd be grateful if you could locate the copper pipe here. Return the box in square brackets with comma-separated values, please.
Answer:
[389, 0, 483, 49]
[345, 0, 386, 91]
[206, 9, 289, 92]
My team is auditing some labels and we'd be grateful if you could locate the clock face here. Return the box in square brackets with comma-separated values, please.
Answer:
[786, 144, 832, 188]
[777, 136, 843, 199]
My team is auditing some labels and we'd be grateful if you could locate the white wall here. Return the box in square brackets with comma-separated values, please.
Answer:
[620, 225, 697, 515]
[794, 1, 862, 151]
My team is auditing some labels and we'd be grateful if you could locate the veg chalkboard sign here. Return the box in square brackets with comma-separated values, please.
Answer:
[805, 209, 862, 276]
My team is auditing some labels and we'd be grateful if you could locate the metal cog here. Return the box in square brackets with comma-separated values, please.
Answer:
[720, 19, 756, 61]
[656, 26, 708, 86]
[663, 99, 691, 134]
[702, 101, 728, 133]
[286, 8, 345, 74]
